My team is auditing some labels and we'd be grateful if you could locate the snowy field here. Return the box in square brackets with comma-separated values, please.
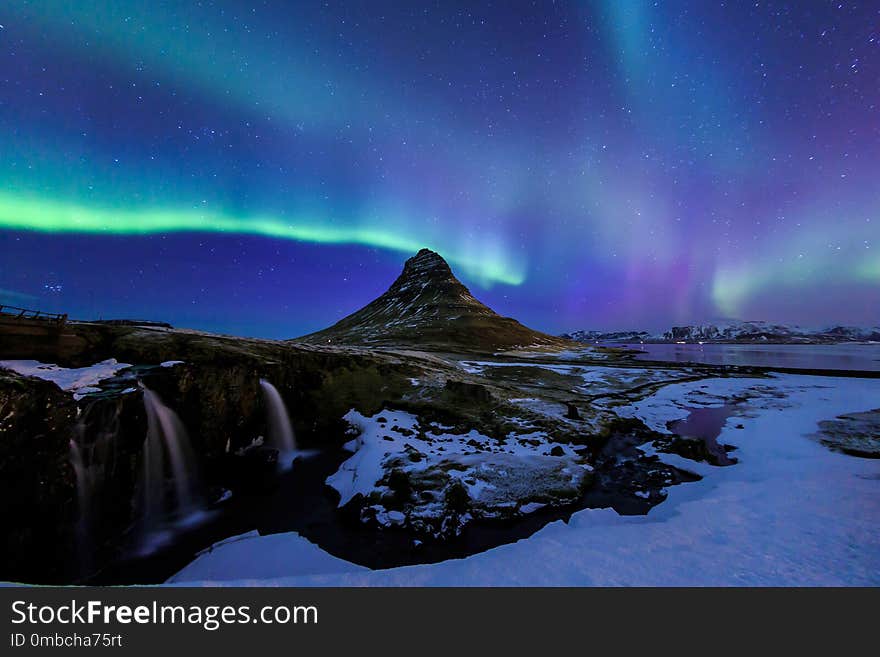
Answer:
[170, 373, 880, 586]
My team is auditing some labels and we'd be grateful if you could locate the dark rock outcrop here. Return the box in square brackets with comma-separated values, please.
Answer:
[0, 371, 78, 582]
[814, 409, 880, 458]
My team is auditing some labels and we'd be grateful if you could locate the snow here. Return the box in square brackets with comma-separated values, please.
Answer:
[325, 408, 590, 536]
[173, 373, 880, 586]
[160, 360, 185, 368]
[371, 508, 407, 527]
[459, 360, 694, 395]
[556, 348, 609, 360]
[458, 361, 486, 374]
[167, 531, 367, 584]
[638, 441, 716, 478]
[0, 358, 132, 400]
[196, 530, 259, 554]
[327, 409, 588, 509]
[327, 409, 421, 507]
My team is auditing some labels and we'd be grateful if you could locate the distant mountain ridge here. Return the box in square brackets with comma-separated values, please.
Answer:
[562, 321, 880, 344]
[562, 330, 653, 343]
[296, 249, 568, 351]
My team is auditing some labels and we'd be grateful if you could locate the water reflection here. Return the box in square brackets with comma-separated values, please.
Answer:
[618, 343, 880, 371]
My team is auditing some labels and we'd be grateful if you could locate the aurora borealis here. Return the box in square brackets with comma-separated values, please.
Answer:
[1, 1, 877, 338]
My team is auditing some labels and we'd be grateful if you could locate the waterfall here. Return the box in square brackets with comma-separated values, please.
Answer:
[69, 438, 92, 569]
[69, 439, 87, 512]
[139, 386, 202, 552]
[68, 403, 118, 576]
[64, 384, 207, 568]
[259, 379, 297, 470]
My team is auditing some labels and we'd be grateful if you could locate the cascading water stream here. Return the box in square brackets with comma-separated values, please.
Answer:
[138, 385, 204, 553]
[68, 438, 92, 570]
[68, 401, 120, 576]
[259, 379, 298, 469]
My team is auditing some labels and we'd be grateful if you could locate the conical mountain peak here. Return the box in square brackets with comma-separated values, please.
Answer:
[401, 249, 453, 279]
[387, 248, 468, 299]
[296, 249, 567, 351]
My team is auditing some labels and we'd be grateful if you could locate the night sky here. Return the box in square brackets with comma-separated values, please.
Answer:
[1, 1, 877, 339]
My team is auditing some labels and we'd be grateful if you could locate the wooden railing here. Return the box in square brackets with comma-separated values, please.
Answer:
[0, 305, 68, 324]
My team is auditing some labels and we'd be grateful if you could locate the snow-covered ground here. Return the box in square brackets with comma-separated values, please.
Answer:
[501, 347, 612, 361]
[459, 360, 695, 394]
[326, 409, 589, 536]
[0, 358, 132, 400]
[167, 531, 369, 584]
[170, 373, 880, 586]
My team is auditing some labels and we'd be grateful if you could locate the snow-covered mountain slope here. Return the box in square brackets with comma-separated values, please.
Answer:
[560, 330, 654, 343]
[296, 249, 567, 351]
[563, 321, 880, 344]
[662, 321, 880, 343]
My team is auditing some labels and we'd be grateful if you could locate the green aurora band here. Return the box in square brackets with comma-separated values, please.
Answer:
[0, 192, 525, 286]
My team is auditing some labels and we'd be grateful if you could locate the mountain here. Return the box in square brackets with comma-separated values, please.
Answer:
[296, 248, 568, 351]
[560, 330, 653, 343]
[822, 325, 880, 342]
[661, 321, 880, 343]
[562, 320, 880, 344]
